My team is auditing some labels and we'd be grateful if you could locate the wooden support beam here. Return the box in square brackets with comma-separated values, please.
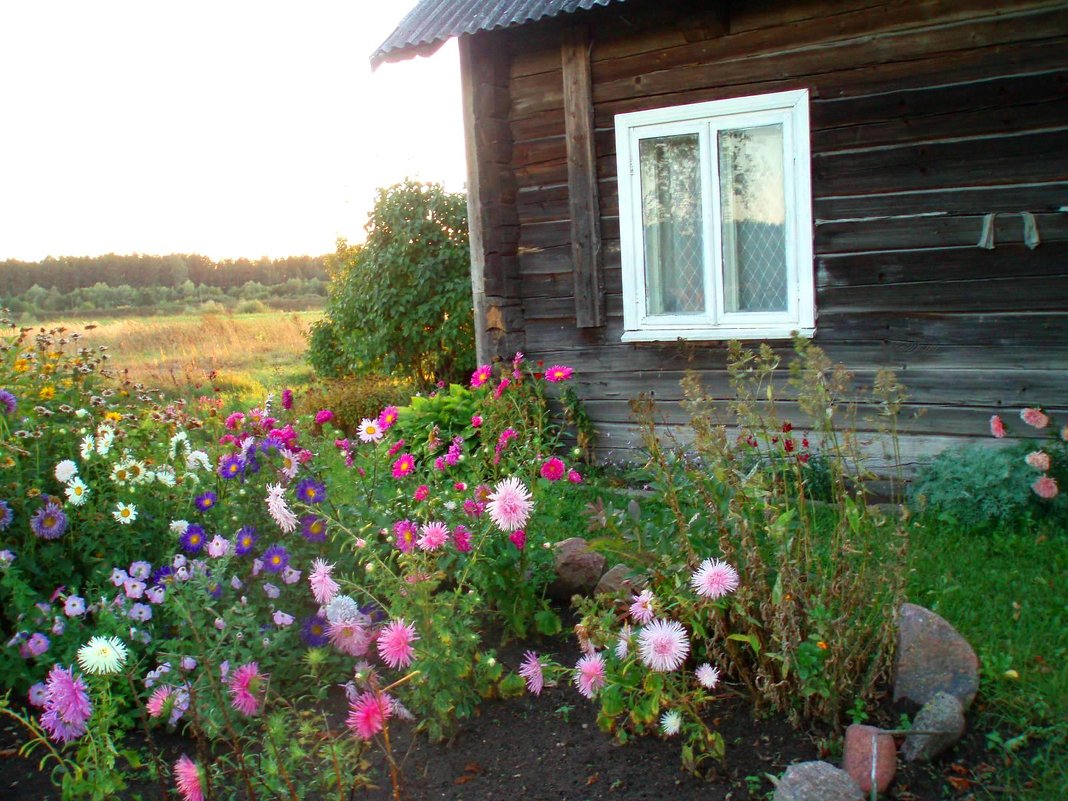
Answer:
[562, 24, 605, 328]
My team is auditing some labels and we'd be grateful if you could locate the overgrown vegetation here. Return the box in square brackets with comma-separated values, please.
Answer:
[308, 180, 474, 385]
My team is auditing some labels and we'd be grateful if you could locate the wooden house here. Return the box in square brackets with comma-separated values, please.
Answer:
[372, 0, 1068, 465]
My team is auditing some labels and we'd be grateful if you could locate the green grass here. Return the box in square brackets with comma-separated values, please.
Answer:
[908, 521, 1068, 798]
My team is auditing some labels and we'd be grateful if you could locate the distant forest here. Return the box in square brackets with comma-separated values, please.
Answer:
[0, 253, 330, 318]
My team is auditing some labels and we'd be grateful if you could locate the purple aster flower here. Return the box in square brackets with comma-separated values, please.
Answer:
[30, 502, 68, 540]
[300, 515, 327, 543]
[207, 581, 224, 600]
[149, 565, 174, 586]
[262, 544, 289, 573]
[234, 526, 257, 556]
[295, 478, 326, 505]
[0, 389, 16, 416]
[194, 492, 217, 512]
[180, 524, 206, 554]
[0, 500, 13, 531]
[301, 614, 330, 647]
[242, 456, 261, 476]
[217, 453, 244, 480]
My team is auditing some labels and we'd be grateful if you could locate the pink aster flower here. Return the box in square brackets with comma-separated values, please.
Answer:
[545, 365, 573, 382]
[690, 558, 740, 600]
[493, 377, 510, 399]
[519, 651, 544, 695]
[470, 364, 493, 388]
[147, 685, 176, 718]
[539, 457, 566, 481]
[629, 589, 656, 624]
[309, 559, 339, 605]
[574, 652, 606, 699]
[990, 415, 1006, 438]
[509, 529, 526, 550]
[357, 418, 383, 444]
[228, 662, 266, 716]
[470, 414, 483, 428]
[1025, 451, 1051, 472]
[174, 754, 204, 801]
[391, 453, 416, 479]
[378, 619, 418, 669]
[638, 619, 690, 672]
[413, 484, 429, 502]
[393, 519, 417, 553]
[40, 665, 93, 743]
[567, 469, 583, 484]
[487, 477, 533, 532]
[615, 624, 632, 660]
[1020, 407, 1049, 429]
[328, 620, 372, 656]
[695, 663, 720, 689]
[346, 690, 392, 740]
[1033, 474, 1059, 499]
[417, 521, 449, 551]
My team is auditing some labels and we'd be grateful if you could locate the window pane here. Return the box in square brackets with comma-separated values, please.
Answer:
[639, 134, 704, 316]
[718, 124, 787, 313]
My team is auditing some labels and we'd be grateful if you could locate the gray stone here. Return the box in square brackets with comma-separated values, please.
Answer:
[842, 724, 896, 794]
[548, 538, 606, 600]
[894, 602, 979, 710]
[903, 691, 966, 762]
[773, 761, 864, 801]
[594, 563, 643, 596]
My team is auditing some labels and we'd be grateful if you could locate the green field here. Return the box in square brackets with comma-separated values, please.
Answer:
[58, 310, 319, 403]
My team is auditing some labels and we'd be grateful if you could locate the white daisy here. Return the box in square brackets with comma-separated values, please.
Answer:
[113, 502, 137, 525]
[65, 477, 90, 506]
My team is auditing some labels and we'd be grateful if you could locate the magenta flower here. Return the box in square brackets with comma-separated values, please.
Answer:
[281, 388, 294, 410]
[509, 529, 526, 550]
[487, 477, 533, 532]
[393, 519, 417, 553]
[638, 619, 690, 672]
[391, 453, 416, 479]
[413, 484, 430, 502]
[378, 406, 399, 431]
[417, 521, 449, 551]
[315, 409, 335, 426]
[174, 754, 204, 801]
[452, 524, 472, 553]
[629, 589, 656, 624]
[574, 652, 606, 699]
[1020, 407, 1050, 428]
[539, 457, 566, 481]
[519, 651, 544, 695]
[691, 558, 740, 600]
[377, 619, 418, 669]
[228, 662, 266, 716]
[990, 415, 1006, 438]
[568, 469, 583, 483]
[346, 690, 392, 740]
[471, 414, 483, 428]
[493, 377, 510, 399]
[470, 364, 493, 388]
[545, 365, 573, 382]
[309, 559, 339, 605]
[1033, 475, 1059, 499]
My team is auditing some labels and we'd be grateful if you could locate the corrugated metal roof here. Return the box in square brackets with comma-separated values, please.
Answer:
[370, 0, 628, 68]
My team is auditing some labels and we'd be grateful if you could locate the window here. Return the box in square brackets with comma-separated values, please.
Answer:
[614, 90, 814, 342]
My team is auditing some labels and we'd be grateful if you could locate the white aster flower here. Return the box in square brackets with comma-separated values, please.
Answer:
[54, 460, 78, 483]
[265, 483, 297, 533]
[77, 635, 128, 675]
[169, 519, 190, 535]
[695, 663, 720, 689]
[356, 418, 383, 444]
[278, 448, 300, 480]
[186, 450, 212, 472]
[660, 709, 682, 736]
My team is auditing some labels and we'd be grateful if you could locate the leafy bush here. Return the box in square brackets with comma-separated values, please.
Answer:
[309, 180, 474, 384]
[295, 374, 419, 437]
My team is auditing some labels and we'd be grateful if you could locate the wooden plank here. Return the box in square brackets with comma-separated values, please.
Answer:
[819, 275, 1068, 313]
[814, 182, 1068, 221]
[561, 24, 605, 328]
[815, 311, 1068, 346]
[816, 211, 1068, 253]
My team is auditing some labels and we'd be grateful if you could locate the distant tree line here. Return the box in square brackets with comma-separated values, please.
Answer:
[0, 253, 329, 318]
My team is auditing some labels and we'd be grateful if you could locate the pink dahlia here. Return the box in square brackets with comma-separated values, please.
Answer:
[1020, 407, 1050, 429]
[377, 619, 418, 669]
[629, 589, 656, 625]
[417, 521, 449, 551]
[695, 663, 720, 689]
[539, 457, 566, 481]
[1033, 475, 1059, 499]
[1025, 451, 1051, 472]
[174, 754, 204, 801]
[309, 559, 339, 605]
[990, 415, 1006, 438]
[470, 364, 493, 389]
[391, 453, 416, 479]
[638, 619, 690, 672]
[574, 652, 606, 699]
[346, 690, 392, 740]
[690, 557, 740, 600]
[545, 365, 573, 383]
[519, 651, 544, 696]
[227, 662, 266, 716]
[487, 477, 533, 532]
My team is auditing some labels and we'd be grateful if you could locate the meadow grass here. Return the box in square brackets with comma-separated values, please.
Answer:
[58, 310, 318, 404]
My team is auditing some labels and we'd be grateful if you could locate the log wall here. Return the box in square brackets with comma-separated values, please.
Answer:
[464, 0, 1068, 464]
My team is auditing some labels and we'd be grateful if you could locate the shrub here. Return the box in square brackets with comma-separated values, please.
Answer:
[234, 299, 267, 314]
[295, 374, 419, 437]
[309, 180, 474, 384]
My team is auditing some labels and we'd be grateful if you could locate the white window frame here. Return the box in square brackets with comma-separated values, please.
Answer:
[614, 89, 815, 342]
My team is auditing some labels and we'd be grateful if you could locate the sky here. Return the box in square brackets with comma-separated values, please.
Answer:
[0, 1, 466, 261]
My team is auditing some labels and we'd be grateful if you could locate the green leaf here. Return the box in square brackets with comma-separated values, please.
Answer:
[728, 633, 761, 655]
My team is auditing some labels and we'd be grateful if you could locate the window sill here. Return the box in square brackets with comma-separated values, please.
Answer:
[620, 326, 815, 343]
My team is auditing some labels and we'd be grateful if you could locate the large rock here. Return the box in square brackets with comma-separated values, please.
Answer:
[842, 724, 896, 794]
[773, 761, 864, 801]
[594, 563, 643, 596]
[894, 603, 979, 710]
[548, 538, 606, 600]
[903, 691, 966, 762]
